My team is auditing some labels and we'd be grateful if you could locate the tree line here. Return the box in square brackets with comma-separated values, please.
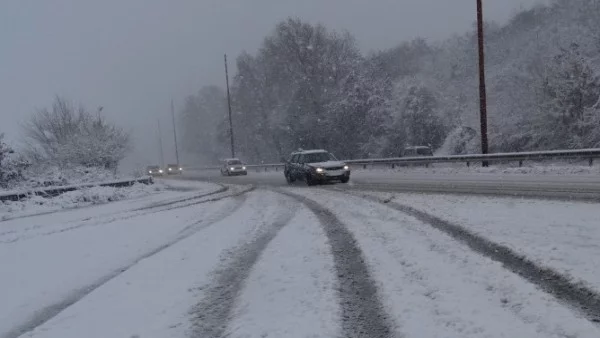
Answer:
[179, 0, 600, 164]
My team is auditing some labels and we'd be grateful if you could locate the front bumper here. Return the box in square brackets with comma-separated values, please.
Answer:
[314, 171, 350, 182]
[228, 170, 247, 176]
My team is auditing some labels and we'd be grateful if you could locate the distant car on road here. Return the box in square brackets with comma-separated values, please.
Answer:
[146, 165, 163, 176]
[402, 146, 433, 157]
[284, 149, 350, 186]
[220, 158, 247, 176]
[166, 164, 183, 175]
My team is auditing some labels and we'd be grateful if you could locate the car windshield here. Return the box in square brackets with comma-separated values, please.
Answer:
[227, 160, 242, 165]
[303, 152, 336, 163]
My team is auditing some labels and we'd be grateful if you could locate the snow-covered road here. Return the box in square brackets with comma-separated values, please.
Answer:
[2, 180, 600, 338]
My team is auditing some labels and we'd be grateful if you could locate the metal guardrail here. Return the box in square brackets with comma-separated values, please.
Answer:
[186, 148, 600, 172]
[0, 176, 154, 202]
[346, 148, 600, 168]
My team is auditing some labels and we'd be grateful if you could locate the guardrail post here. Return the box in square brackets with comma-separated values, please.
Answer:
[264, 167, 267, 172]
[467, 162, 470, 167]
[590, 158, 594, 167]
[519, 160, 523, 167]
[363, 164, 367, 170]
[391, 163, 395, 169]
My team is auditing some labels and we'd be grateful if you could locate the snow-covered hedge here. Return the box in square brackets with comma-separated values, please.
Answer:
[1, 183, 162, 220]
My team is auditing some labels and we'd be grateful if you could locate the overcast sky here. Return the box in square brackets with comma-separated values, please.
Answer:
[0, 0, 548, 167]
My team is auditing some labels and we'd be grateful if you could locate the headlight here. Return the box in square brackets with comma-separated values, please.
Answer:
[179, 167, 183, 171]
[315, 167, 324, 173]
[168, 168, 172, 171]
[148, 170, 152, 174]
[242, 166, 246, 170]
[343, 165, 349, 170]
[159, 169, 163, 173]
[230, 167, 235, 170]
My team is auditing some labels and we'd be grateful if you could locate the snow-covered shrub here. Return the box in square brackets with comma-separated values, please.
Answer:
[1, 183, 163, 219]
[437, 126, 480, 155]
[22, 165, 117, 189]
[23, 97, 131, 172]
[0, 134, 29, 189]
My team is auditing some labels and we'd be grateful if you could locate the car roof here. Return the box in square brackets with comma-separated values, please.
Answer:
[147, 165, 160, 168]
[166, 164, 178, 166]
[223, 158, 241, 161]
[290, 149, 328, 155]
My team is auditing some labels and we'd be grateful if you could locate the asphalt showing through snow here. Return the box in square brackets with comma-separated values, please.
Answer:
[279, 190, 397, 338]
[189, 197, 296, 338]
[179, 169, 600, 201]
[344, 189, 600, 324]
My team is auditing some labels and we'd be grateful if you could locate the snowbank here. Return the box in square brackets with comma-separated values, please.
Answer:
[355, 163, 600, 176]
[1, 183, 163, 220]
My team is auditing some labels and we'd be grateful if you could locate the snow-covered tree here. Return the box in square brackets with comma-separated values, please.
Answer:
[180, 1, 600, 163]
[23, 97, 131, 171]
[179, 86, 229, 164]
[532, 43, 600, 149]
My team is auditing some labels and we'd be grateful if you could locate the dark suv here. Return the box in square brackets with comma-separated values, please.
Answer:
[284, 149, 350, 186]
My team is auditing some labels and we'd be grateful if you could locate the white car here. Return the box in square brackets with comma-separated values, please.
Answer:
[220, 158, 247, 176]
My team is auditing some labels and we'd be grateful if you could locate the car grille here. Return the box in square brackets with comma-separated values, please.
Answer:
[327, 166, 344, 171]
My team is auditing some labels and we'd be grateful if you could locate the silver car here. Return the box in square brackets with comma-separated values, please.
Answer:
[220, 158, 247, 176]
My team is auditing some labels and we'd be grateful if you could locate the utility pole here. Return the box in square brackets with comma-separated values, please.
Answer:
[157, 119, 165, 167]
[477, 0, 489, 167]
[171, 99, 180, 165]
[224, 53, 235, 158]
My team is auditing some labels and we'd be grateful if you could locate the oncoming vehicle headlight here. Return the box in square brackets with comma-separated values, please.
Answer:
[168, 168, 172, 171]
[343, 165, 349, 170]
[242, 166, 246, 170]
[230, 167, 235, 171]
[179, 167, 183, 171]
[315, 167, 324, 173]
[148, 170, 152, 174]
[159, 169, 163, 173]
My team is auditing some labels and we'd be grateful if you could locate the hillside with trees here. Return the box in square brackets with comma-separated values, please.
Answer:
[179, 0, 600, 164]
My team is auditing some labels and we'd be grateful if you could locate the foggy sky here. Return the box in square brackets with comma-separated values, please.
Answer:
[0, 0, 548, 168]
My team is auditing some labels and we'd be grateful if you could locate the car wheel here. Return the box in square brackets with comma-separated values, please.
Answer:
[305, 174, 315, 186]
[285, 172, 295, 184]
[340, 177, 349, 183]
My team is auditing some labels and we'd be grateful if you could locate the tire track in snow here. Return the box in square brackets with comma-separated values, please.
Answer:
[188, 193, 296, 338]
[1, 186, 253, 245]
[3, 193, 249, 338]
[344, 189, 600, 325]
[0, 183, 227, 224]
[278, 190, 396, 338]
